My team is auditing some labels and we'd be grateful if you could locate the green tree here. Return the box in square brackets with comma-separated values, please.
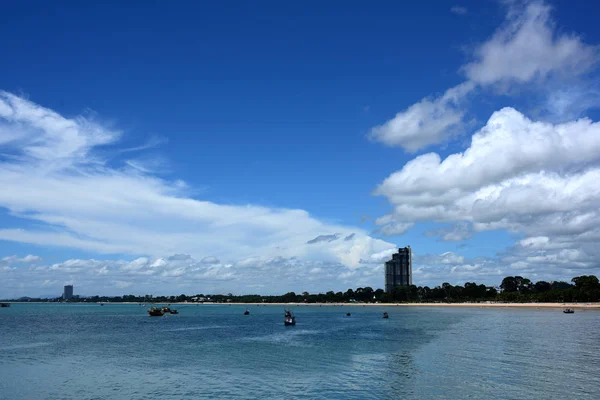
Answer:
[534, 281, 552, 293]
[501, 276, 518, 292]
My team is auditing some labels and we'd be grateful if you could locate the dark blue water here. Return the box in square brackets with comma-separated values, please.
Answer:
[1, 304, 599, 399]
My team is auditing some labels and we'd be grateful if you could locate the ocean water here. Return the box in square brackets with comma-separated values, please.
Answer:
[1, 304, 599, 399]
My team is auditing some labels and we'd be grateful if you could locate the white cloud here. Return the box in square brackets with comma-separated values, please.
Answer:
[463, 2, 598, 85]
[0, 91, 396, 297]
[370, 1, 599, 150]
[0, 91, 117, 164]
[1, 254, 42, 263]
[369, 82, 475, 152]
[374, 107, 600, 278]
[376, 108, 600, 200]
[0, 253, 398, 298]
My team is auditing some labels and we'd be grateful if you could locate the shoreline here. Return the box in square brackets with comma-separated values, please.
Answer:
[5, 301, 600, 309]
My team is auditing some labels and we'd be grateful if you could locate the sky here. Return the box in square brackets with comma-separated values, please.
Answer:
[2, 0, 600, 297]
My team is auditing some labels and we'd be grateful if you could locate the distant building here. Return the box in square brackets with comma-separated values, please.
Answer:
[63, 285, 73, 300]
[384, 246, 412, 293]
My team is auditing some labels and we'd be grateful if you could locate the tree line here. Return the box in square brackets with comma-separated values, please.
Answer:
[5, 275, 599, 303]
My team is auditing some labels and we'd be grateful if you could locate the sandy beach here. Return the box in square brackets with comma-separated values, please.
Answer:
[140, 302, 600, 309]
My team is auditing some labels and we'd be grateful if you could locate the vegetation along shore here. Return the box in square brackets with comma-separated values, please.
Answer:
[4, 275, 600, 306]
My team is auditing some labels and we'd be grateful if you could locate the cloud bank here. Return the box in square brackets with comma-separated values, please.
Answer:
[0, 91, 395, 297]
[371, 1, 600, 279]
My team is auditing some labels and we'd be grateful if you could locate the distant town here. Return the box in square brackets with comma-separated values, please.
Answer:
[3, 247, 600, 304]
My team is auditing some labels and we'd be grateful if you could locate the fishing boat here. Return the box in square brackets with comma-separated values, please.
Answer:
[284, 310, 296, 326]
[382, 312, 389, 319]
[563, 308, 575, 314]
[244, 309, 250, 315]
[148, 306, 164, 316]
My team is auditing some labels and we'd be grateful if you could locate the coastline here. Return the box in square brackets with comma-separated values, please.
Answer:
[216, 302, 600, 308]
[6, 301, 600, 309]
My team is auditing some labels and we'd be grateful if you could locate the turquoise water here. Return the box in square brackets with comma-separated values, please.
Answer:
[1, 304, 599, 399]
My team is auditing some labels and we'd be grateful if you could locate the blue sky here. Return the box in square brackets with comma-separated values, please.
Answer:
[2, 0, 600, 297]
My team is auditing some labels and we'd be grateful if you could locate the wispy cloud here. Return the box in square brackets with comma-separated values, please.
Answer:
[0, 91, 395, 297]
[119, 135, 167, 153]
[450, 6, 468, 15]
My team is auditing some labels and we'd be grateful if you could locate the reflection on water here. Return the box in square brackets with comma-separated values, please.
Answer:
[0, 304, 599, 399]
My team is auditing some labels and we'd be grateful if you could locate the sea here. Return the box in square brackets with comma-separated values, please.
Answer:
[1, 304, 599, 399]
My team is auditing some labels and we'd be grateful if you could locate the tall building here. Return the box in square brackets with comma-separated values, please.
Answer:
[384, 246, 412, 293]
[63, 285, 73, 300]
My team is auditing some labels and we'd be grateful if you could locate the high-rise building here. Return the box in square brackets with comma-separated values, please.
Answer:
[384, 246, 412, 293]
[63, 285, 73, 300]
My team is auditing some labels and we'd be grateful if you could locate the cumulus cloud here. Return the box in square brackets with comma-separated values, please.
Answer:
[374, 107, 600, 277]
[370, 1, 599, 151]
[375, 108, 600, 202]
[0, 253, 397, 298]
[463, 2, 598, 85]
[375, 108, 600, 225]
[369, 82, 475, 152]
[0, 91, 396, 298]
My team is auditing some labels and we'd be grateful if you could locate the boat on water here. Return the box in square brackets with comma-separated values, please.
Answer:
[148, 306, 164, 316]
[1, 303, 10, 308]
[346, 312, 351, 316]
[244, 309, 250, 315]
[284, 310, 296, 326]
[382, 312, 389, 319]
[170, 309, 179, 314]
[162, 307, 172, 313]
[563, 308, 575, 314]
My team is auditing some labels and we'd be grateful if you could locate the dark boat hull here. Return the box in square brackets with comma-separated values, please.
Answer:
[148, 306, 164, 316]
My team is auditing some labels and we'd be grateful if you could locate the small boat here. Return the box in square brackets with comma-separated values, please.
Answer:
[148, 306, 164, 316]
[100, 303, 104, 306]
[284, 310, 296, 326]
[382, 312, 389, 319]
[170, 309, 179, 315]
[563, 308, 575, 314]
[162, 307, 171, 313]
[244, 309, 250, 315]
[0, 303, 10, 308]
[346, 312, 351, 316]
